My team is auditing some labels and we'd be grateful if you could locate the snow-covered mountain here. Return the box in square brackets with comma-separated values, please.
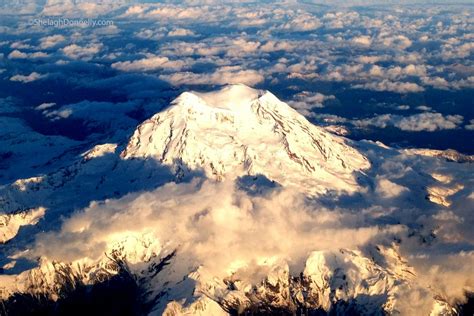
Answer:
[0, 85, 473, 315]
[122, 84, 370, 194]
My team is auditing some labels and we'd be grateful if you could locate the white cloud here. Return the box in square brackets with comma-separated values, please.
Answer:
[288, 91, 335, 117]
[416, 105, 432, 111]
[112, 55, 186, 72]
[381, 35, 413, 50]
[354, 113, 464, 132]
[145, 5, 212, 20]
[62, 43, 103, 60]
[8, 50, 49, 59]
[39, 34, 66, 49]
[30, 52, 49, 58]
[161, 41, 223, 56]
[323, 11, 361, 29]
[135, 28, 166, 40]
[394, 52, 423, 64]
[421, 76, 450, 90]
[354, 114, 392, 129]
[7, 50, 28, 59]
[419, 35, 429, 42]
[10, 72, 46, 83]
[396, 113, 463, 132]
[357, 56, 383, 64]
[402, 64, 427, 77]
[281, 13, 322, 31]
[441, 42, 474, 59]
[376, 177, 409, 198]
[367, 65, 427, 80]
[123, 5, 145, 16]
[10, 41, 32, 49]
[352, 35, 372, 46]
[369, 65, 384, 77]
[33, 179, 399, 274]
[35, 102, 56, 111]
[260, 40, 296, 53]
[167, 28, 196, 37]
[41, 0, 127, 17]
[161, 66, 264, 86]
[226, 38, 261, 57]
[396, 105, 410, 110]
[353, 80, 424, 93]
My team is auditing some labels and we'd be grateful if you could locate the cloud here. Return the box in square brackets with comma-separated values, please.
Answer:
[352, 35, 372, 46]
[320, 62, 431, 91]
[323, 11, 361, 29]
[123, 5, 145, 16]
[396, 113, 463, 132]
[353, 113, 464, 132]
[130, 4, 213, 21]
[41, 0, 128, 17]
[62, 43, 103, 61]
[353, 80, 424, 93]
[112, 55, 186, 72]
[369, 65, 384, 77]
[226, 38, 261, 57]
[159, 36, 297, 64]
[396, 105, 410, 110]
[281, 13, 322, 31]
[233, 7, 270, 27]
[10, 41, 32, 49]
[441, 42, 474, 59]
[363, 64, 427, 81]
[7, 50, 48, 59]
[168, 28, 196, 37]
[7, 50, 28, 59]
[375, 177, 409, 198]
[160, 66, 264, 86]
[135, 28, 163, 40]
[466, 119, 474, 131]
[10, 72, 46, 83]
[33, 179, 399, 274]
[416, 105, 432, 111]
[148, 6, 207, 19]
[380, 35, 413, 50]
[260, 40, 296, 53]
[288, 91, 335, 117]
[44, 108, 73, 120]
[39, 34, 66, 49]
[35, 102, 56, 111]
[421, 76, 450, 90]
[401, 64, 427, 77]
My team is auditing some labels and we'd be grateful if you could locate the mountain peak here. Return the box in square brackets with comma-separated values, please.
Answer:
[186, 84, 261, 109]
[121, 85, 370, 194]
[172, 84, 283, 117]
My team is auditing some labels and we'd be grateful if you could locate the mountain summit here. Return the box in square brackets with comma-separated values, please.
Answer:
[122, 84, 370, 194]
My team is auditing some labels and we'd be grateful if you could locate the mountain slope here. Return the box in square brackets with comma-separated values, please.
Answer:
[122, 84, 370, 194]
